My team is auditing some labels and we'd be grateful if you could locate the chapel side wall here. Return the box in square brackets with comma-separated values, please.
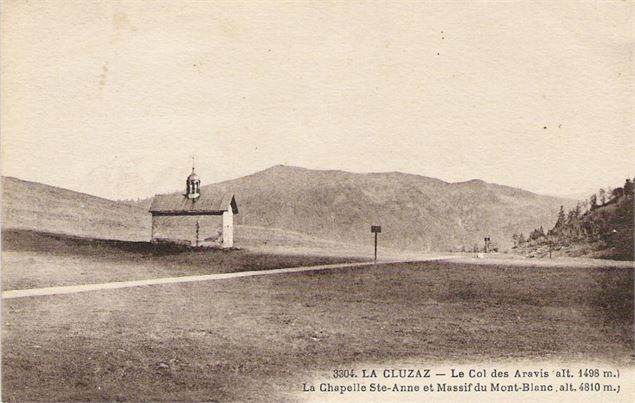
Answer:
[151, 215, 223, 246]
[152, 215, 197, 245]
[199, 215, 223, 246]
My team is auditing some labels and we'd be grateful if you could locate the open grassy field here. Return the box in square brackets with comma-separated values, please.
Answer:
[3, 254, 632, 401]
[1, 229, 368, 290]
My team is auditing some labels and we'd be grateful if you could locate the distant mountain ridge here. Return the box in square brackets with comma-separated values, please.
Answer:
[2, 167, 574, 251]
[135, 165, 574, 251]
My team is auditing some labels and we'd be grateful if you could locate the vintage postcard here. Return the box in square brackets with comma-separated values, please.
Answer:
[1, 1, 633, 402]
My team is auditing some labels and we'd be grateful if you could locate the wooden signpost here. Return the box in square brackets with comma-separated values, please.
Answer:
[371, 225, 381, 263]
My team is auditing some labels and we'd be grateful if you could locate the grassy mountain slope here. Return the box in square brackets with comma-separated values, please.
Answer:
[3, 167, 574, 252]
[0, 176, 371, 253]
[141, 165, 573, 251]
[2, 177, 151, 241]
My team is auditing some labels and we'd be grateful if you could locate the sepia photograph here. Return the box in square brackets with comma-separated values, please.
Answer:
[1, 1, 633, 401]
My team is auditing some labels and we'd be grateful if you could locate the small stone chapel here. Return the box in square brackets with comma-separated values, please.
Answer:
[149, 167, 238, 248]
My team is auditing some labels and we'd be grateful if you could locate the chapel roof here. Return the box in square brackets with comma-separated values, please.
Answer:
[149, 190, 238, 215]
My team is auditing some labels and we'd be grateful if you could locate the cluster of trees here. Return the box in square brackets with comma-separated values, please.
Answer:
[588, 178, 633, 210]
[512, 177, 634, 253]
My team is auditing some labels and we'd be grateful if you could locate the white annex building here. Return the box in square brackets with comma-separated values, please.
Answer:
[149, 168, 238, 248]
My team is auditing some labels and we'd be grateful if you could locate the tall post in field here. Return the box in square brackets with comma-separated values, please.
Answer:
[374, 232, 378, 263]
[371, 225, 381, 264]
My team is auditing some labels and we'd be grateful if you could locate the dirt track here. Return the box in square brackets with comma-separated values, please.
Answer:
[2, 256, 459, 299]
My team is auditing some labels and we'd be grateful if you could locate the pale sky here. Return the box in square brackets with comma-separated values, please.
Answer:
[2, 0, 633, 200]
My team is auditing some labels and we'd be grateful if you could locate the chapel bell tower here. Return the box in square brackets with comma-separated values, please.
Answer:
[186, 167, 200, 199]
